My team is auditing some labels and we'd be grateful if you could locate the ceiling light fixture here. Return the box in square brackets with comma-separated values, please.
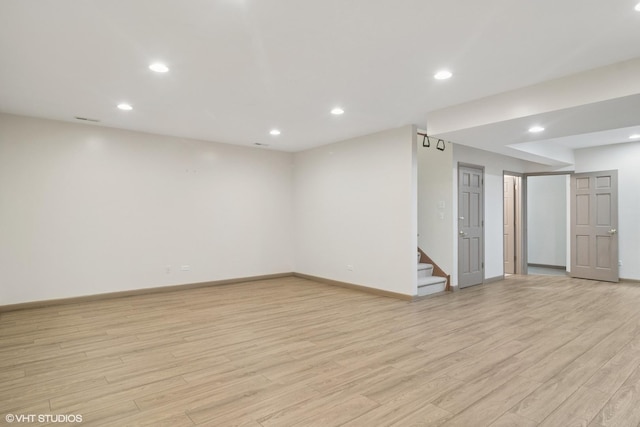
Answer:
[635, 2, 640, 11]
[269, 129, 281, 136]
[117, 103, 133, 111]
[434, 70, 453, 80]
[149, 63, 169, 73]
[528, 125, 545, 133]
[630, 134, 640, 139]
[331, 107, 345, 115]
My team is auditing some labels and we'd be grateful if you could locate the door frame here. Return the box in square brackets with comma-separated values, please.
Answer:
[521, 171, 573, 274]
[457, 162, 485, 288]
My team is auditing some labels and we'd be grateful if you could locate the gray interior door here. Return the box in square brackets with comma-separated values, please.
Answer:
[458, 165, 484, 288]
[570, 170, 619, 282]
[504, 176, 516, 275]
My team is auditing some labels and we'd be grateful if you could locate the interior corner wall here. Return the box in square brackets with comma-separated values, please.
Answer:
[452, 144, 537, 286]
[526, 175, 567, 267]
[293, 126, 417, 296]
[574, 141, 640, 280]
[417, 138, 453, 276]
[0, 113, 294, 305]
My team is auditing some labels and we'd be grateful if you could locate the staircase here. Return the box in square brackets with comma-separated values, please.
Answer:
[417, 249, 449, 297]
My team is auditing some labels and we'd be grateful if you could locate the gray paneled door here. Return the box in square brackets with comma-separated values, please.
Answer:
[570, 170, 619, 282]
[458, 165, 484, 288]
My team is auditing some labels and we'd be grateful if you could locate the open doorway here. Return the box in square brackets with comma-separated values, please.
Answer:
[525, 174, 570, 276]
[506, 171, 616, 279]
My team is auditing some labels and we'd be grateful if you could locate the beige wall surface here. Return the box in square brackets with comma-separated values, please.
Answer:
[0, 114, 295, 305]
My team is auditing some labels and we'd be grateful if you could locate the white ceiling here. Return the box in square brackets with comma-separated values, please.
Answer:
[1, 0, 639, 162]
[431, 91, 640, 166]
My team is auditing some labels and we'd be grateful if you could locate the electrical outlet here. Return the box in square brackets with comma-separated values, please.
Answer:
[181, 265, 191, 271]
[618, 260, 623, 266]
[347, 265, 354, 271]
[165, 266, 171, 274]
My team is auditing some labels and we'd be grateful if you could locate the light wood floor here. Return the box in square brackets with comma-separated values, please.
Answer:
[2, 275, 640, 426]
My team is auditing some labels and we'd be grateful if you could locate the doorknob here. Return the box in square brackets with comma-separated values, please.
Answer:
[459, 231, 467, 236]
[608, 229, 617, 235]
[459, 217, 465, 220]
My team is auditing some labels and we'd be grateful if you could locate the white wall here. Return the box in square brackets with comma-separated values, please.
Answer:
[15, 110, 635, 306]
[0, 114, 294, 305]
[527, 175, 567, 267]
[452, 144, 539, 285]
[574, 142, 640, 280]
[418, 137, 454, 275]
[293, 126, 417, 296]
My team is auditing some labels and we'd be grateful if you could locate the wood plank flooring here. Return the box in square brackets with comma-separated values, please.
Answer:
[2, 275, 640, 426]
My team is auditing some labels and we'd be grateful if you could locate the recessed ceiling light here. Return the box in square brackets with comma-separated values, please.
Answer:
[630, 134, 640, 139]
[434, 70, 453, 80]
[635, 2, 640, 11]
[149, 63, 169, 73]
[117, 103, 133, 111]
[331, 107, 345, 115]
[269, 129, 281, 136]
[528, 126, 545, 133]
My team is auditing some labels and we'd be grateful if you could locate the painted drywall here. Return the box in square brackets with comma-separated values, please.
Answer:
[417, 137, 454, 275]
[293, 126, 417, 296]
[0, 114, 294, 305]
[573, 141, 640, 280]
[527, 175, 567, 267]
[428, 58, 640, 135]
[452, 144, 540, 286]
